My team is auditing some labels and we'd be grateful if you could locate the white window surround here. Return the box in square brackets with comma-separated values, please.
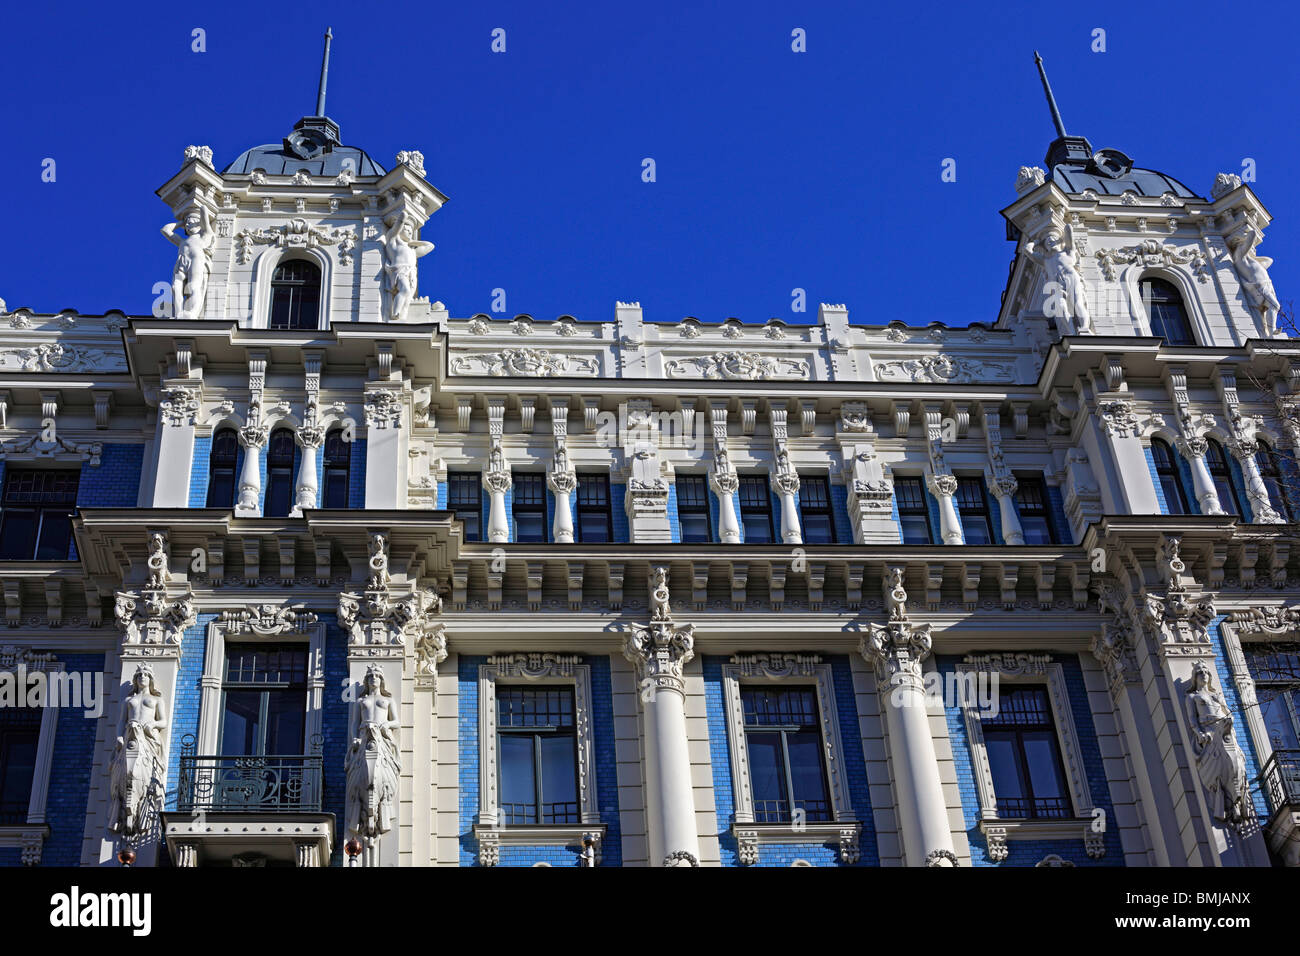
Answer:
[720, 653, 862, 865]
[956, 653, 1105, 860]
[1119, 265, 1213, 347]
[250, 248, 334, 331]
[473, 653, 605, 866]
[194, 609, 326, 757]
[0, 647, 63, 865]
[1220, 609, 1299, 776]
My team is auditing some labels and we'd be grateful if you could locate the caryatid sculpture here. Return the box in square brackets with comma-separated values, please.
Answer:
[108, 663, 168, 837]
[1185, 660, 1250, 827]
[345, 665, 401, 844]
[379, 214, 435, 322]
[161, 205, 217, 319]
[1228, 222, 1281, 337]
[1025, 222, 1092, 335]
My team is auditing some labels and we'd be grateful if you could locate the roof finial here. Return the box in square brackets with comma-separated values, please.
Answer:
[315, 27, 333, 117]
[1034, 50, 1068, 140]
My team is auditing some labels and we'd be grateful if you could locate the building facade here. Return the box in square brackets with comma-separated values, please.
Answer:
[0, 85, 1298, 869]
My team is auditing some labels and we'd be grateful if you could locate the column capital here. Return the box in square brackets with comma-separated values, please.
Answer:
[624, 567, 695, 695]
[858, 568, 933, 688]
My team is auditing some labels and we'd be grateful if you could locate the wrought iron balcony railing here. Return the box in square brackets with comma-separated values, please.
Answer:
[1258, 748, 1300, 817]
[176, 734, 324, 813]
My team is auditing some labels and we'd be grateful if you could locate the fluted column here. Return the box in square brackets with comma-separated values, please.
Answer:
[926, 473, 963, 545]
[1177, 436, 1226, 515]
[988, 475, 1026, 545]
[859, 569, 957, 866]
[292, 425, 323, 516]
[235, 423, 267, 516]
[625, 568, 700, 866]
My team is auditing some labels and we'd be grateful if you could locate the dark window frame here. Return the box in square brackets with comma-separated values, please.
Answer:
[1141, 277, 1195, 345]
[894, 475, 934, 545]
[321, 428, 350, 509]
[956, 475, 994, 545]
[1151, 439, 1192, 514]
[206, 428, 240, 508]
[576, 473, 614, 543]
[740, 686, 832, 825]
[1013, 474, 1058, 545]
[1205, 439, 1241, 517]
[495, 686, 580, 826]
[0, 468, 81, 561]
[738, 475, 775, 544]
[447, 471, 483, 542]
[0, 707, 41, 825]
[263, 428, 297, 518]
[218, 643, 309, 757]
[1255, 442, 1295, 521]
[981, 685, 1072, 820]
[511, 473, 548, 544]
[798, 475, 836, 544]
[675, 474, 713, 543]
[268, 258, 322, 331]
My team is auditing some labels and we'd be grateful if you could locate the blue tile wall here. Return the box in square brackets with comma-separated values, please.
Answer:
[611, 483, 628, 542]
[987, 488, 1005, 546]
[458, 654, 621, 866]
[0, 848, 22, 867]
[38, 653, 105, 866]
[188, 436, 211, 507]
[1046, 484, 1071, 544]
[702, 654, 877, 867]
[312, 444, 324, 509]
[666, 481, 681, 543]
[320, 614, 350, 866]
[924, 480, 943, 544]
[1211, 616, 1269, 820]
[347, 438, 367, 508]
[70, 444, 145, 558]
[830, 483, 853, 543]
[165, 614, 213, 810]
[436, 480, 447, 510]
[1144, 445, 1169, 515]
[940, 652, 1124, 866]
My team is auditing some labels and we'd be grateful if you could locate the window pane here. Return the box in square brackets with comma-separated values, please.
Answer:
[787, 730, 831, 821]
[498, 735, 536, 825]
[265, 473, 293, 518]
[0, 510, 37, 559]
[985, 732, 1028, 815]
[745, 731, 788, 823]
[264, 692, 306, 754]
[802, 514, 834, 544]
[35, 511, 73, 560]
[742, 513, 772, 544]
[900, 513, 931, 545]
[220, 690, 263, 756]
[323, 471, 348, 509]
[578, 511, 610, 543]
[1022, 730, 1070, 817]
[679, 512, 710, 543]
[1260, 693, 1300, 750]
[960, 514, 992, 545]
[539, 735, 579, 824]
[515, 513, 545, 543]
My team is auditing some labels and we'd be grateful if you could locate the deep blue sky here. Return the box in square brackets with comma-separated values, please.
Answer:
[2, 1, 1297, 326]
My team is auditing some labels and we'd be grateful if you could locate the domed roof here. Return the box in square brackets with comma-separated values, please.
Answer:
[223, 115, 386, 177]
[1045, 137, 1199, 200]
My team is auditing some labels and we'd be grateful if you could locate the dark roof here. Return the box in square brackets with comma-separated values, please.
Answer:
[222, 115, 385, 177]
[1042, 134, 1200, 200]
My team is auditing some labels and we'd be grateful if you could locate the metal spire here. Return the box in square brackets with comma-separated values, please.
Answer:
[315, 28, 333, 116]
[1033, 50, 1067, 139]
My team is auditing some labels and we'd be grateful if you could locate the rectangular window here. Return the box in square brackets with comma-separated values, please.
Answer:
[512, 473, 547, 544]
[738, 475, 774, 544]
[576, 474, 612, 543]
[956, 476, 993, 545]
[676, 475, 712, 543]
[798, 476, 836, 544]
[0, 469, 80, 560]
[740, 687, 831, 824]
[447, 471, 482, 542]
[496, 687, 579, 825]
[894, 476, 933, 545]
[219, 644, 308, 757]
[1013, 475, 1058, 545]
[0, 707, 41, 825]
[1246, 648, 1300, 751]
[980, 686, 1070, 819]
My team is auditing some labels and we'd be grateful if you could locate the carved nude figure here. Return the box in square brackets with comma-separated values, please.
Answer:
[161, 206, 216, 319]
[1025, 223, 1092, 335]
[1229, 223, 1281, 337]
[108, 664, 168, 836]
[345, 666, 401, 841]
[1185, 661, 1249, 826]
[379, 215, 434, 322]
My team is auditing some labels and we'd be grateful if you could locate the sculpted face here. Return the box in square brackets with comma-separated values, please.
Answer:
[1043, 232, 1062, 252]
[185, 214, 202, 235]
[400, 224, 414, 241]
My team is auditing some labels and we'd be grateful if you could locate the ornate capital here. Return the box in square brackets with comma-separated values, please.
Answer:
[990, 475, 1019, 499]
[625, 567, 695, 696]
[926, 472, 958, 498]
[709, 467, 739, 496]
[363, 389, 403, 429]
[771, 470, 801, 497]
[547, 468, 578, 496]
[114, 587, 195, 657]
[1176, 435, 1208, 460]
[159, 386, 200, 426]
[296, 424, 325, 449]
[1097, 400, 1140, 439]
[239, 423, 268, 449]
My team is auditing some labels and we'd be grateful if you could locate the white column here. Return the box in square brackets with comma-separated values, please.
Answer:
[1178, 436, 1225, 515]
[548, 469, 576, 543]
[860, 576, 956, 866]
[151, 386, 199, 507]
[988, 475, 1025, 545]
[235, 425, 266, 516]
[926, 473, 963, 545]
[292, 427, 323, 516]
[484, 469, 512, 543]
[773, 471, 803, 544]
[625, 569, 700, 866]
[1230, 440, 1282, 522]
[710, 470, 741, 544]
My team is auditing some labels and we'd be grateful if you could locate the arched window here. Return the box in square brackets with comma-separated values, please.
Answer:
[1255, 442, 1295, 521]
[206, 428, 240, 508]
[1205, 440, 1242, 516]
[269, 259, 321, 330]
[1151, 439, 1191, 514]
[322, 428, 350, 509]
[1140, 278, 1194, 345]
[264, 428, 297, 518]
